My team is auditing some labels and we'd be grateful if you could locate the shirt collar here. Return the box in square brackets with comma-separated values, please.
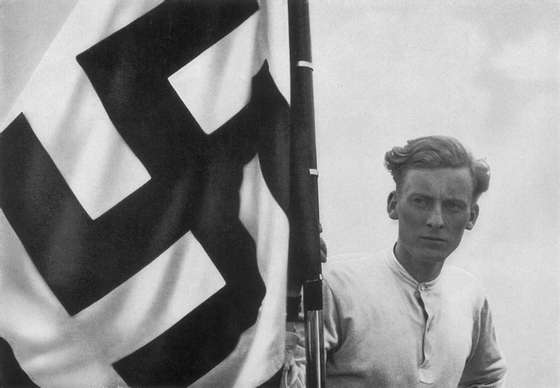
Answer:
[385, 246, 443, 290]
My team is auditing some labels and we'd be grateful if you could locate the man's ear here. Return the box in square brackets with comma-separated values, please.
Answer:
[466, 203, 479, 230]
[387, 191, 398, 220]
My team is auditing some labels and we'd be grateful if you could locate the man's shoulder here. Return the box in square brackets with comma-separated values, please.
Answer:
[442, 264, 482, 286]
[323, 250, 391, 288]
[321, 251, 393, 314]
[441, 264, 488, 305]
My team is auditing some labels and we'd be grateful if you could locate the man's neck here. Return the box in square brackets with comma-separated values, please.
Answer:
[393, 243, 444, 283]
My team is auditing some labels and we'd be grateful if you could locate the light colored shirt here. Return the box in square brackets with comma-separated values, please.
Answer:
[283, 249, 506, 388]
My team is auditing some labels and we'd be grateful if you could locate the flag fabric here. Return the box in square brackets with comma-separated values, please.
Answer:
[0, 0, 291, 386]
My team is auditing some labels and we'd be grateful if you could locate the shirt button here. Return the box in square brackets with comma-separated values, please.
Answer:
[418, 284, 426, 292]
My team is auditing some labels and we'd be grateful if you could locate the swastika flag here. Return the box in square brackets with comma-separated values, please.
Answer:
[0, 0, 292, 386]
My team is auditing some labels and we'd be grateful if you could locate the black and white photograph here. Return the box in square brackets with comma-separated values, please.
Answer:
[0, 0, 558, 387]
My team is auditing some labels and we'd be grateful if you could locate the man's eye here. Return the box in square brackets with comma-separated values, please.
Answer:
[412, 197, 428, 207]
[445, 202, 465, 212]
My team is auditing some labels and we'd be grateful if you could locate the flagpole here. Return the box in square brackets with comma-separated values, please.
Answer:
[287, 1, 325, 387]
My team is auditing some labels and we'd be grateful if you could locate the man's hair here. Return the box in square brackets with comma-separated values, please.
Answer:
[384, 135, 490, 202]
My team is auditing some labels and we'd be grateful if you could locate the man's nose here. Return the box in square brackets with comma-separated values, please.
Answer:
[426, 204, 444, 229]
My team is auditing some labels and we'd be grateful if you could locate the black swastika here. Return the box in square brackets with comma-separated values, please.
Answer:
[0, 0, 291, 385]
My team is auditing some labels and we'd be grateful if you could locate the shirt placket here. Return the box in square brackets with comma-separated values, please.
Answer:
[416, 282, 435, 385]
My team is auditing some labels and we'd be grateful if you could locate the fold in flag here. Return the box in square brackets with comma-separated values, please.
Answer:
[0, 0, 291, 386]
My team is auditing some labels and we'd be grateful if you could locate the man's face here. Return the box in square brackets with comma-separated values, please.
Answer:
[388, 167, 478, 265]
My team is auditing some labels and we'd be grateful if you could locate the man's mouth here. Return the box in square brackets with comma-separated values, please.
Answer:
[420, 236, 446, 242]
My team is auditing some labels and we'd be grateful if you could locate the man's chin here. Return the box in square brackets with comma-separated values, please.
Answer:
[416, 248, 449, 263]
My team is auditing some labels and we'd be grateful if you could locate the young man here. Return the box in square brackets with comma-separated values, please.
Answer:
[284, 136, 506, 387]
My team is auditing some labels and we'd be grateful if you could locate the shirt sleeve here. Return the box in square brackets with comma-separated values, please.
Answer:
[459, 298, 507, 388]
[322, 277, 342, 353]
[281, 279, 341, 388]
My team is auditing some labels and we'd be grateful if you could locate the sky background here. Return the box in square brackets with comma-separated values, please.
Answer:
[309, 1, 559, 387]
[1, 1, 558, 387]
